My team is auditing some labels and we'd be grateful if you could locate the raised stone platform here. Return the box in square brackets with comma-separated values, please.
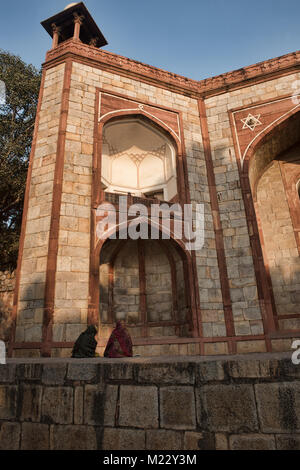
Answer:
[0, 352, 300, 450]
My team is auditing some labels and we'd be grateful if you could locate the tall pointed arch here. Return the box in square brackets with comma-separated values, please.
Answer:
[237, 108, 300, 334]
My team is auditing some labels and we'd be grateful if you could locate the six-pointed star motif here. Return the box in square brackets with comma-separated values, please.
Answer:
[241, 113, 262, 131]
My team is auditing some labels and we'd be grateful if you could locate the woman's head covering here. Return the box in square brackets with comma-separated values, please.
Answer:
[86, 325, 98, 335]
[71, 325, 98, 358]
[104, 320, 132, 358]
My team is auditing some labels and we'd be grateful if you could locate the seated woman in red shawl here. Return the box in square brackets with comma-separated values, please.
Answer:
[104, 320, 133, 358]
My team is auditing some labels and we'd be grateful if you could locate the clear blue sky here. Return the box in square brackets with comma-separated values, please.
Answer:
[0, 0, 300, 80]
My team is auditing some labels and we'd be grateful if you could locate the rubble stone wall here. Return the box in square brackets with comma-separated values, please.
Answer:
[0, 271, 15, 311]
[0, 271, 15, 342]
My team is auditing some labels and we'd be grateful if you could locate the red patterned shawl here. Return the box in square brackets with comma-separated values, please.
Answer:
[104, 321, 133, 358]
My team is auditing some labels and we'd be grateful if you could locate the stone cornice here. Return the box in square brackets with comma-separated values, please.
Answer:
[201, 51, 300, 97]
[44, 39, 300, 99]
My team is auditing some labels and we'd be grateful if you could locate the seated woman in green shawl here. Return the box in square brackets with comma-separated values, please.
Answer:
[71, 325, 98, 358]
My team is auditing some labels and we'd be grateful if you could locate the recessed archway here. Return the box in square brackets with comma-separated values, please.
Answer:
[88, 110, 201, 349]
[101, 117, 177, 202]
[246, 111, 300, 331]
[99, 235, 193, 342]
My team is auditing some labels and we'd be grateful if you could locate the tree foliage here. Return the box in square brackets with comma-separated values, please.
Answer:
[0, 50, 41, 271]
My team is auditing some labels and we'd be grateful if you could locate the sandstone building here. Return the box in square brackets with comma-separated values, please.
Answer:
[8, 2, 300, 357]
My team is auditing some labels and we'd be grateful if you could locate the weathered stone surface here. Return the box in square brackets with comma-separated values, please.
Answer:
[278, 358, 300, 379]
[236, 340, 267, 354]
[13, 348, 41, 358]
[0, 364, 16, 383]
[146, 430, 182, 450]
[227, 359, 273, 379]
[229, 434, 276, 450]
[16, 364, 43, 381]
[276, 435, 300, 450]
[19, 385, 42, 422]
[102, 427, 145, 450]
[24, 325, 42, 342]
[0, 385, 17, 419]
[66, 324, 86, 342]
[1, 354, 300, 450]
[256, 160, 300, 321]
[84, 384, 118, 426]
[21, 422, 49, 450]
[137, 363, 195, 385]
[41, 387, 73, 424]
[197, 384, 258, 432]
[50, 425, 98, 450]
[0, 422, 20, 450]
[183, 432, 216, 450]
[74, 386, 83, 425]
[160, 386, 196, 430]
[119, 385, 158, 429]
[271, 339, 293, 353]
[105, 363, 134, 382]
[215, 433, 228, 450]
[197, 361, 225, 383]
[42, 364, 66, 385]
[67, 363, 98, 382]
[255, 382, 300, 433]
[204, 342, 228, 355]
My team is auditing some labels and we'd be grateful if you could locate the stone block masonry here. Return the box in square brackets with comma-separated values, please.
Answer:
[11, 20, 300, 357]
[0, 352, 299, 450]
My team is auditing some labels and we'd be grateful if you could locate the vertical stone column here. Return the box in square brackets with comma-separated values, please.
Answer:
[51, 24, 60, 49]
[73, 13, 84, 41]
[52, 61, 95, 351]
[42, 60, 73, 357]
[13, 63, 66, 354]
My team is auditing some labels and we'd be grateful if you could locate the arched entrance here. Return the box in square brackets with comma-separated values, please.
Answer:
[244, 110, 300, 332]
[88, 112, 201, 353]
[99, 236, 192, 342]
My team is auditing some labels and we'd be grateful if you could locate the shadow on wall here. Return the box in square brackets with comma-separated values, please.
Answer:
[269, 263, 300, 330]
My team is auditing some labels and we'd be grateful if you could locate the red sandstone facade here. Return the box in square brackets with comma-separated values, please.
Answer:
[9, 3, 300, 357]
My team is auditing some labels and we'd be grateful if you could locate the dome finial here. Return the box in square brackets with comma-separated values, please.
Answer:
[64, 3, 79, 10]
